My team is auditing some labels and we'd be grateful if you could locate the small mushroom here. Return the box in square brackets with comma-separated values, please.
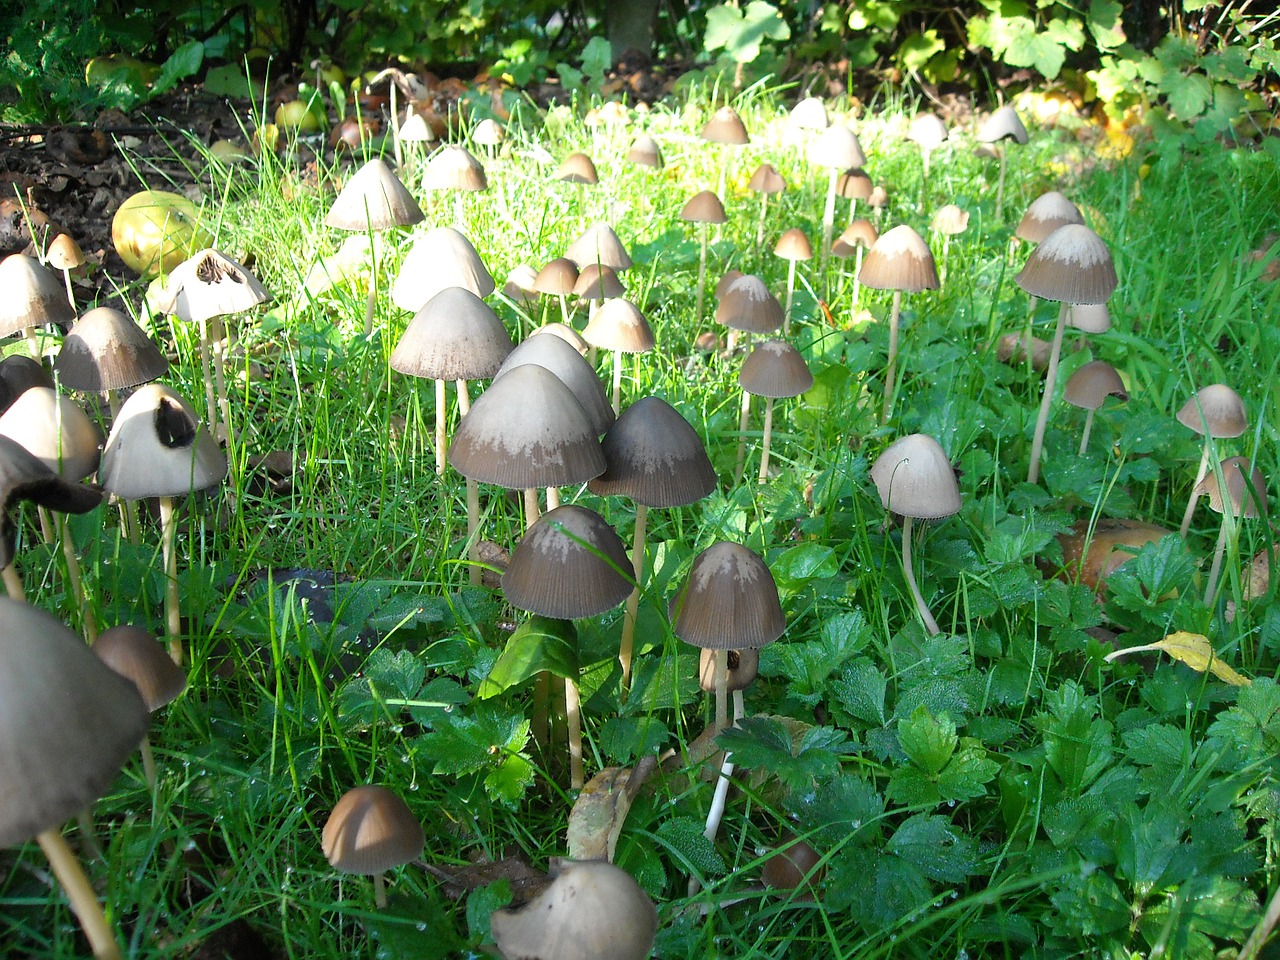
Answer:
[808, 124, 866, 259]
[322, 784, 424, 909]
[1176, 384, 1247, 538]
[773, 228, 813, 333]
[1063, 360, 1128, 455]
[680, 190, 728, 325]
[1195, 456, 1267, 608]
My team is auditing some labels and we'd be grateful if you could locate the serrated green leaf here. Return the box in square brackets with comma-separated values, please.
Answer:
[1162, 69, 1212, 119]
[1087, 0, 1126, 49]
[887, 814, 979, 883]
[831, 657, 887, 726]
[898, 705, 957, 776]
[477, 617, 578, 698]
[152, 40, 203, 95]
[897, 30, 945, 72]
[789, 773, 886, 845]
[364, 891, 464, 960]
[366, 648, 426, 701]
[416, 703, 530, 777]
[485, 751, 534, 804]
[1037, 681, 1114, 794]
[828, 845, 931, 926]
[656, 818, 726, 876]
[1049, 869, 1130, 936]
[704, 0, 790, 62]
[718, 716, 847, 791]
[760, 611, 869, 700]
[464, 880, 512, 942]
[771, 542, 838, 585]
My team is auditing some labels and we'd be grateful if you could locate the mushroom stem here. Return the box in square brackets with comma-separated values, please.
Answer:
[2, 563, 25, 601]
[618, 502, 647, 696]
[210, 317, 234, 448]
[107, 390, 140, 546]
[734, 386, 752, 485]
[531, 671, 550, 756]
[373, 872, 388, 910]
[363, 281, 378, 338]
[389, 83, 402, 170]
[852, 247, 864, 310]
[546, 487, 560, 511]
[57, 512, 95, 641]
[36, 828, 124, 960]
[1027, 301, 1069, 485]
[158, 496, 183, 666]
[611, 348, 624, 415]
[140, 733, 158, 791]
[197, 318, 217, 433]
[62, 268, 76, 312]
[757, 397, 775, 485]
[434, 378, 447, 476]
[714, 648, 728, 734]
[566, 675, 584, 789]
[558, 293, 570, 327]
[783, 260, 797, 335]
[756, 194, 768, 247]
[995, 147, 1008, 221]
[523, 488, 540, 528]
[1078, 409, 1096, 457]
[901, 515, 942, 636]
[466, 478, 481, 587]
[881, 289, 903, 423]
[1180, 445, 1213, 539]
[456, 379, 471, 416]
[1204, 514, 1231, 608]
[36, 504, 54, 544]
[821, 169, 838, 262]
[695, 223, 709, 326]
[454, 192, 465, 234]
[24, 324, 40, 361]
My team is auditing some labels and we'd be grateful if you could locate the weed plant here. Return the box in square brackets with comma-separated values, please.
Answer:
[3, 82, 1280, 959]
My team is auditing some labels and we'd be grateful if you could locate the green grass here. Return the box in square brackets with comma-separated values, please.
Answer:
[4, 82, 1280, 960]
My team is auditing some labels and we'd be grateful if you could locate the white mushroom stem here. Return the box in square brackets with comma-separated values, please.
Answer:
[62, 268, 76, 312]
[881, 290, 904, 423]
[852, 246, 864, 309]
[210, 317, 233, 448]
[373, 872, 388, 910]
[1027, 302, 1070, 485]
[453, 193, 465, 233]
[695, 223, 710, 326]
[1204, 512, 1233, 608]
[24, 324, 40, 361]
[389, 84, 402, 170]
[1078, 409, 1097, 457]
[2, 563, 25, 601]
[734, 386, 752, 486]
[107, 391, 141, 547]
[434, 379, 447, 476]
[36, 828, 124, 960]
[546, 487, 561, 511]
[618, 502, 647, 695]
[757, 396, 775, 484]
[783, 260, 797, 335]
[611, 348, 624, 415]
[714, 648, 729, 734]
[558, 293, 570, 327]
[821, 168, 838, 261]
[36, 505, 54, 544]
[159, 496, 183, 665]
[1180, 444, 1213, 539]
[692, 688, 745, 897]
[566, 674, 583, 789]
[901, 515, 941, 636]
[457, 380, 482, 587]
[197, 318, 218, 434]
[57, 513, 95, 641]
[756, 194, 769, 246]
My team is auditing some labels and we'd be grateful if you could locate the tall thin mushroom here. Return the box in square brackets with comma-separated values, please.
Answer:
[1195, 456, 1267, 608]
[1176, 384, 1247, 539]
[680, 190, 727, 326]
[739, 339, 813, 484]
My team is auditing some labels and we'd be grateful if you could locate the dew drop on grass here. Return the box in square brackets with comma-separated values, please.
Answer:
[416, 922, 428, 932]
[408, 782, 419, 791]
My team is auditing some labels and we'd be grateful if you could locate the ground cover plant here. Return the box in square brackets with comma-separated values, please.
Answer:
[1, 73, 1280, 960]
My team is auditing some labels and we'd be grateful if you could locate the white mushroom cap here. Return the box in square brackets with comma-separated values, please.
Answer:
[870, 434, 961, 520]
[98, 383, 227, 500]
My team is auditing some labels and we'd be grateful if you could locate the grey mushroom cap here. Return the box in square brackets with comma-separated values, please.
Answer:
[501, 505, 633, 619]
[491, 859, 658, 960]
[0, 356, 54, 415]
[907, 113, 948, 150]
[1176, 384, 1247, 438]
[977, 105, 1029, 145]
[1064, 361, 1128, 410]
[626, 133, 664, 169]
[0, 254, 76, 335]
[1068, 302, 1111, 334]
[565, 222, 633, 273]
[1015, 191, 1084, 244]
[739, 339, 814, 398]
[98, 383, 227, 500]
[748, 163, 787, 194]
[588, 396, 716, 508]
[391, 287, 514, 381]
[0, 435, 103, 570]
[392, 227, 495, 313]
[423, 144, 488, 192]
[450, 364, 605, 489]
[55, 307, 168, 392]
[92, 625, 187, 712]
[0, 596, 150, 847]
[858, 225, 940, 293]
[715, 275, 784, 333]
[153, 249, 271, 324]
[672, 541, 785, 650]
[788, 96, 830, 131]
[495, 334, 614, 436]
[870, 433, 961, 520]
[1014, 224, 1117, 305]
[324, 158, 424, 231]
[0, 386, 103, 481]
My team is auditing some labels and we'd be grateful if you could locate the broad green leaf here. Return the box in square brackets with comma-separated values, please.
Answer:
[365, 648, 425, 701]
[771, 542, 838, 585]
[415, 703, 530, 777]
[1048, 869, 1130, 936]
[897, 705, 957, 776]
[477, 617, 578, 698]
[831, 657, 887, 726]
[789, 773, 886, 845]
[886, 814, 979, 883]
[365, 892, 463, 960]
[703, 1, 790, 63]
[896, 30, 945, 72]
[1087, 0, 1126, 49]
[152, 40, 203, 95]
[464, 880, 512, 943]
[656, 817, 726, 876]
[1037, 681, 1113, 794]
[718, 715, 847, 791]
[485, 751, 534, 804]
[760, 610, 869, 701]
[1162, 69, 1212, 119]
[828, 845, 932, 926]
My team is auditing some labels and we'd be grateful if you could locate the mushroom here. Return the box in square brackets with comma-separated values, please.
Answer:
[738, 339, 813, 484]
[831, 218, 878, 314]
[574, 264, 626, 334]
[716, 274, 785, 454]
[836, 168, 874, 230]
[490, 859, 657, 960]
[1063, 360, 1128, 455]
[788, 96, 829, 133]
[929, 204, 969, 282]
[808, 124, 866, 260]
[472, 118, 505, 159]
[1176, 384, 1247, 538]
[322, 784, 424, 909]
[1195, 457, 1267, 607]
[555, 153, 600, 223]
[747, 162, 786, 245]
[700, 105, 749, 200]
[870, 433, 961, 636]
[392, 227, 494, 315]
[581, 298, 654, 414]
[0, 354, 54, 413]
[906, 113, 948, 193]
[772, 227, 813, 333]
[976, 105, 1029, 220]
[534, 257, 581, 326]
[565, 222, 633, 276]
[46, 232, 86, 311]
[0, 253, 75, 359]
[626, 133, 663, 169]
[679, 190, 728, 325]
[423, 144, 487, 229]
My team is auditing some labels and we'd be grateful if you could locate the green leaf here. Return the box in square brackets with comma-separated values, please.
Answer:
[580, 35, 613, 87]
[1048, 869, 1131, 936]
[477, 617, 578, 698]
[1037, 681, 1114, 794]
[896, 30, 945, 72]
[464, 880, 512, 943]
[770, 542, 838, 586]
[718, 716, 847, 792]
[831, 657, 888, 726]
[789, 773, 886, 845]
[152, 40, 203, 95]
[415, 703, 531, 777]
[1161, 69, 1213, 119]
[656, 818, 727, 876]
[365, 648, 425, 701]
[1087, 0, 1126, 49]
[886, 814, 979, 883]
[484, 751, 534, 804]
[703, 1, 790, 63]
[897, 705, 957, 776]
[364, 892, 464, 960]
[759, 610, 870, 701]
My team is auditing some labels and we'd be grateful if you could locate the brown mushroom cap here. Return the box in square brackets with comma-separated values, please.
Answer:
[495, 334, 614, 436]
[0, 253, 76, 336]
[930, 205, 969, 236]
[582, 299, 654, 354]
[739, 339, 814, 398]
[392, 227, 495, 313]
[1176, 384, 1247, 438]
[715, 269, 745, 299]
[533, 257, 581, 297]
[680, 190, 727, 225]
[588, 396, 716, 508]
[701, 106, 749, 145]
[748, 163, 786, 195]
[530, 322, 590, 356]
[1195, 456, 1267, 518]
[501, 265, 540, 304]
[1014, 224, 1117, 305]
[0, 386, 103, 481]
[773, 228, 813, 262]
[672, 541, 785, 650]
[153, 249, 272, 324]
[391, 287, 514, 381]
[92, 625, 187, 711]
[788, 97, 829, 131]
[831, 219, 879, 257]
[808, 124, 866, 171]
[0, 436, 103, 570]
[626, 133, 664, 169]
[1063, 361, 1128, 410]
[1067, 302, 1111, 334]
[557, 152, 599, 185]
[324, 158, 424, 231]
[46, 233, 87, 271]
[1015, 191, 1084, 244]
[55, 307, 168, 392]
[322, 784, 425, 875]
[977, 105, 1029, 145]
[565, 223, 633, 273]
[858, 225, 940, 293]
[491, 859, 657, 960]
[472, 118, 505, 147]
[574, 265, 626, 302]
[0, 596, 150, 847]
[501, 505, 633, 618]
[698, 647, 759, 693]
[836, 169, 873, 201]
[870, 433, 961, 520]
[715, 275, 784, 333]
[423, 144, 487, 192]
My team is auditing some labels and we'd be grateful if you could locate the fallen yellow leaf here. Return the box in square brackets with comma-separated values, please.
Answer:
[1103, 630, 1251, 686]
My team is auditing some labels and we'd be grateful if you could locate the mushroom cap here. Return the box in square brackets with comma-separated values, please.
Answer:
[322, 784, 425, 875]
[565, 222, 633, 273]
[0, 436, 103, 570]
[788, 96, 830, 131]
[715, 275, 784, 333]
[831, 219, 879, 257]
[930, 205, 969, 236]
[739, 339, 814, 398]
[501, 265, 540, 304]
[391, 287, 514, 381]
[870, 434, 961, 520]
[392, 227, 495, 313]
[450, 364, 605, 489]
[472, 118, 505, 146]
[701, 106, 749, 145]
[1015, 191, 1083, 244]
[588, 396, 716, 508]
[501, 505, 633, 619]
[1177, 384, 1247, 438]
[773, 228, 813, 262]
[748, 163, 786, 194]
[98, 383, 227, 500]
[0, 386, 103, 481]
[867, 185, 888, 208]
[808, 124, 866, 171]
[423, 144, 487, 192]
[533, 257, 581, 297]
[46, 233, 87, 270]
[977, 105, 1029, 145]
[907, 113, 948, 150]
[491, 859, 657, 960]
[531, 322, 590, 356]
[557, 152, 599, 185]
[626, 133, 664, 169]
[858, 225, 940, 293]
[0, 596, 150, 847]
[1195, 456, 1267, 519]
[496, 334, 614, 436]
[0, 355, 54, 414]
[680, 190, 727, 225]
[153, 249, 271, 323]
[55, 307, 168, 392]
[574, 265, 626, 302]
[397, 113, 434, 145]
[92, 625, 187, 711]
[698, 646, 759, 693]
[715, 269, 745, 300]
[836, 168, 873, 201]
[582, 299, 654, 354]
[0, 253, 76, 335]
[1013, 224, 1117, 305]
[672, 541, 785, 650]
[1067, 302, 1111, 334]
[1063, 361, 1128, 410]
[324, 158, 424, 231]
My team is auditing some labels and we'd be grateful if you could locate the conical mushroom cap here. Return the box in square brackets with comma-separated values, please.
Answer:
[1014, 224, 1116, 305]
[46, 233, 87, 271]
[496, 334, 614, 436]
[680, 190, 727, 224]
[324, 158, 424, 231]
[565, 222, 632, 273]
[0, 436, 103, 570]
[788, 97, 829, 131]
[977, 105, 1029, 145]
[588, 396, 716, 508]
[574, 265, 625, 302]
[423, 144, 487, 192]
[907, 114, 948, 150]
[808, 124, 866, 171]
[98, 383, 227, 500]
[502, 265, 540, 305]
[0, 386, 102, 481]
[672, 541, 784, 650]
[701, 106, 749, 145]
[502, 505, 633, 618]
[698, 646, 759, 693]
[859, 225, 940, 292]
[391, 287, 514, 381]
[55, 307, 168, 392]
[0, 253, 75, 335]
[836, 169, 873, 201]
[870, 433, 961, 520]
[715, 275, 784, 333]
[491, 859, 657, 960]
[92, 625, 187, 711]
[450, 364, 605, 489]
[832, 219, 879, 257]
[472, 118, 505, 147]
[773, 228, 813, 262]
[1015, 191, 1083, 244]
[626, 133, 663, 169]
[1177, 384, 1247, 438]
[930, 205, 969, 236]
[557, 152, 599, 185]
[153, 249, 271, 323]
[1068, 302, 1111, 333]
[0, 355, 53, 414]
[531, 322, 589, 356]
[0, 596, 149, 847]
[1064, 361, 1128, 410]
[322, 784, 424, 875]
[739, 339, 813, 398]
[392, 227, 495, 313]
[1195, 456, 1267, 519]
[582, 299, 654, 354]
[533, 257, 580, 297]
[748, 163, 786, 194]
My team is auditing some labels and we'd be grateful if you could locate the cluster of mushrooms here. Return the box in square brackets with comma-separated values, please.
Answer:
[0, 84, 1271, 960]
